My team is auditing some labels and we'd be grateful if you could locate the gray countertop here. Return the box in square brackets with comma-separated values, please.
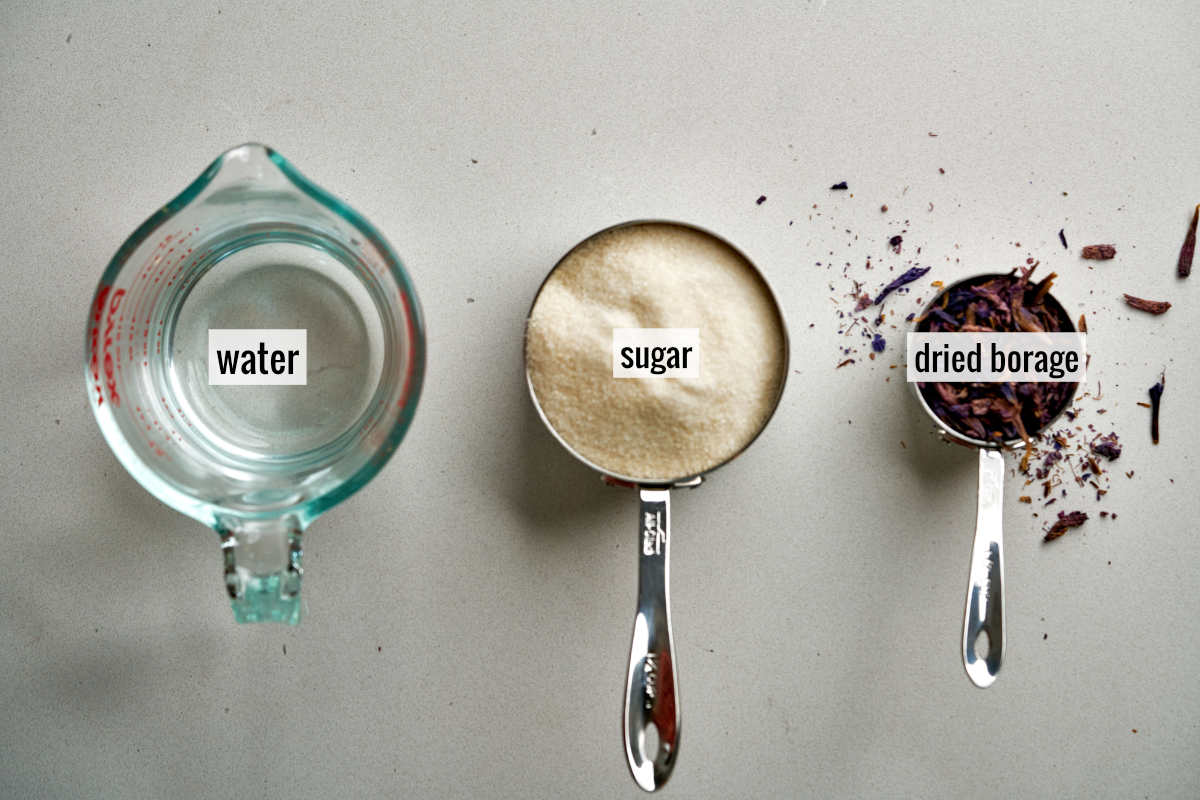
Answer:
[2, 2, 1198, 797]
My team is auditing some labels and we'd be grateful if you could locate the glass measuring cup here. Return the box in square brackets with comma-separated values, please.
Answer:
[85, 144, 424, 624]
[910, 272, 1077, 686]
[524, 220, 789, 791]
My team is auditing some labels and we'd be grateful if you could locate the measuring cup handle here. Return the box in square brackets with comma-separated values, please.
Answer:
[623, 488, 680, 791]
[218, 519, 304, 624]
[963, 448, 1005, 687]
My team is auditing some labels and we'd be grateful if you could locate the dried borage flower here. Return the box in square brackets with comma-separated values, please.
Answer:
[1090, 432, 1122, 460]
[1044, 510, 1088, 542]
[916, 266, 1076, 446]
[1082, 244, 1117, 260]
[1123, 294, 1171, 314]
[1149, 375, 1165, 444]
[1179, 204, 1198, 278]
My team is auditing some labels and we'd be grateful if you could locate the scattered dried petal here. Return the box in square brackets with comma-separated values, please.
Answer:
[1082, 244, 1116, 260]
[1149, 375, 1165, 444]
[1123, 294, 1171, 314]
[1044, 510, 1088, 541]
[1090, 432, 1121, 460]
[873, 266, 931, 305]
[1178, 204, 1198, 278]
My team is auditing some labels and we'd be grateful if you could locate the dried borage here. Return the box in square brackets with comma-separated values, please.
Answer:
[915, 266, 1075, 446]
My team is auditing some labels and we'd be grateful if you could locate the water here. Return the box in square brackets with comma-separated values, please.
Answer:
[168, 238, 385, 464]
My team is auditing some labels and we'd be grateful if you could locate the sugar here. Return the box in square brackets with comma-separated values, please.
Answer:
[526, 223, 786, 480]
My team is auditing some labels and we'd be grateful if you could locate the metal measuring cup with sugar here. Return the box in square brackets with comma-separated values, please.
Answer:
[523, 220, 789, 791]
[910, 271, 1079, 687]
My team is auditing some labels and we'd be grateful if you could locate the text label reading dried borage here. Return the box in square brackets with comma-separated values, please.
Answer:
[906, 332, 1085, 382]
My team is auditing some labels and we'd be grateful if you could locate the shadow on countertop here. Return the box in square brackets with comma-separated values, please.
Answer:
[484, 326, 626, 541]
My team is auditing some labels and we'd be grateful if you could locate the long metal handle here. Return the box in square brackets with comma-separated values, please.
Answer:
[623, 488, 680, 791]
[963, 448, 1005, 687]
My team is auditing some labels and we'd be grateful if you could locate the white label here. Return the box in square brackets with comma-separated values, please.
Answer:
[208, 329, 307, 385]
[906, 332, 1086, 383]
[612, 328, 700, 378]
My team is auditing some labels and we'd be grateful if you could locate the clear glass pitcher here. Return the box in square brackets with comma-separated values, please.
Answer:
[85, 143, 424, 624]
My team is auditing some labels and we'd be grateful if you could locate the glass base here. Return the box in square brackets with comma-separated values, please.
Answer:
[231, 573, 301, 624]
[219, 519, 303, 625]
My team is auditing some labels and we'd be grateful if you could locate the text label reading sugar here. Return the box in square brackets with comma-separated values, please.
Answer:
[906, 332, 1086, 383]
[208, 329, 307, 385]
[613, 328, 700, 378]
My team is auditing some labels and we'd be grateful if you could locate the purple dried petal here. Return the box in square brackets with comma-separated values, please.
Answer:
[874, 266, 931, 305]
[929, 307, 957, 328]
[1090, 432, 1122, 460]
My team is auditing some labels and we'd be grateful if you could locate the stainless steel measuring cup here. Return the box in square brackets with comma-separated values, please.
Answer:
[86, 143, 424, 624]
[910, 272, 1078, 687]
[523, 220, 788, 791]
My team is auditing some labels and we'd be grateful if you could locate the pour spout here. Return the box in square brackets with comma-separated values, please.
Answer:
[197, 142, 297, 198]
[217, 516, 304, 624]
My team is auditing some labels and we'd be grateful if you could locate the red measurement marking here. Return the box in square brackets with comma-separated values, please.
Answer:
[89, 286, 109, 404]
[396, 288, 419, 408]
[141, 430, 168, 458]
[97, 229, 201, 408]
[89, 286, 127, 407]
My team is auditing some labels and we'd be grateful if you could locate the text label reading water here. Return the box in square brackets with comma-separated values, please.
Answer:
[208, 329, 307, 385]
[613, 328, 700, 378]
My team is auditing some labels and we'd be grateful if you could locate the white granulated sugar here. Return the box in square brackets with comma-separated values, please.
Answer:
[526, 223, 786, 480]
